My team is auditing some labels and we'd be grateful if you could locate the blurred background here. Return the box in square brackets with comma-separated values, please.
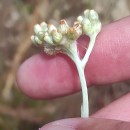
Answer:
[0, 0, 130, 129]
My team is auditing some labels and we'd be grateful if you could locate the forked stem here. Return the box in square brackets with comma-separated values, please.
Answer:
[74, 55, 89, 118]
[82, 34, 97, 69]
[67, 43, 89, 118]
[68, 34, 98, 117]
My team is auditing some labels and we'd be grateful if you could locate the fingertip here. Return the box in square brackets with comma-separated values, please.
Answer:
[16, 54, 43, 99]
[16, 53, 80, 99]
[16, 53, 56, 99]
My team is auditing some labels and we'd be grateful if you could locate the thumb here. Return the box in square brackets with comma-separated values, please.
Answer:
[40, 118, 130, 130]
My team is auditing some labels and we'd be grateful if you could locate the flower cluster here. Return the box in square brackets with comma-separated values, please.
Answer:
[31, 9, 102, 118]
[77, 9, 101, 36]
[31, 9, 101, 55]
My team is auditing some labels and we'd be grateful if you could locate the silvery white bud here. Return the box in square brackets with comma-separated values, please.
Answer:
[34, 36, 42, 44]
[52, 30, 62, 43]
[48, 24, 57, 34]
[82, 18, 91, 26]
[82, 19, 91, 35]
[89, 10, 99, 21]
[77, 16, 83, 23]
[37, 31, 45, 41]
[58, 19, 69, 34]
[84, 9, 90, 18]
[34, 24, 42, 35]
[44, 33, 54, 45]
[40, 22, 48, 32]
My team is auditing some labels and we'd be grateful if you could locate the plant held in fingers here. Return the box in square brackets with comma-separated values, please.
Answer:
[31, 9, 101, 118]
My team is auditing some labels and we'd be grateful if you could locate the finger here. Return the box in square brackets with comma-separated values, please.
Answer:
[92, 93, 130, 122]
[40, 93, 130, 130]
[40, 118, 130, 130]
[17, 16, 130, 99]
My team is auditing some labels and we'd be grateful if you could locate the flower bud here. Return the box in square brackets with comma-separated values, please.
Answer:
[67, 27, 76, 40]
[73, 22, 82, 37]
[34, 24, 42, 35]
[44, 33, 54, 45]
[48, 24, 57, 34]
[40, 22, 48, 32]
[68, 26, 82, 40]
[89, 10, 99, 21]
[37, 31, 45, 41]
[33, 36, 42, 45]
[84, 9, 90, 18]
[58, 19, 69, 34]
[51, 30, 62, 43]
[77, 16, 83, 23]
[82, 19, 91, 35]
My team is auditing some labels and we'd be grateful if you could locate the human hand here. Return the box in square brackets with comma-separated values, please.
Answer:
[16, 16, 130, 130]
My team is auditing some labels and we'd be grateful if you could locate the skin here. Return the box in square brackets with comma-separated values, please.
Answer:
[16, 16, 130, 130]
